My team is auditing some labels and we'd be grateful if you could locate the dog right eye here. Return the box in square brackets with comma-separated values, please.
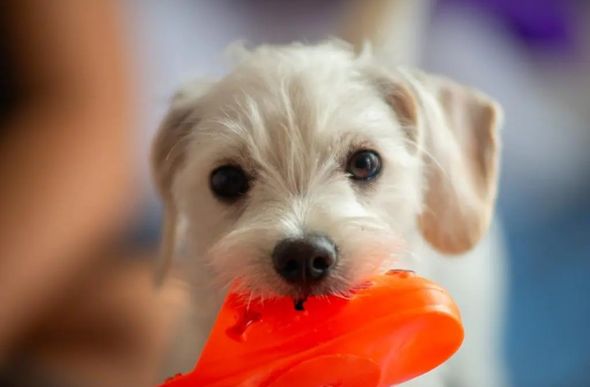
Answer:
[346, 150, 382, 181]
[209, 165, 250, 201]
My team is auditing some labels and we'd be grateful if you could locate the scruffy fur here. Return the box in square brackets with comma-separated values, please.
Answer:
[153, 41, 506, 387]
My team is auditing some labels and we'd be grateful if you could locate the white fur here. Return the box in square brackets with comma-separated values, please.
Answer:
[158, 41, 506, 386]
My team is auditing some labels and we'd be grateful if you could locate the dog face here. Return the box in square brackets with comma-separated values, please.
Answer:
[152, 41, 502, 301]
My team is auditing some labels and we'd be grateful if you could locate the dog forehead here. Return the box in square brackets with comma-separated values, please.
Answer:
[199, 57, 395, 158]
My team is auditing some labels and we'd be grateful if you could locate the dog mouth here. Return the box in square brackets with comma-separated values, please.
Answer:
[288, 279, 361, 311]
[291, 286, 312, 311]
[293, 295, 308, 311]
[288, 274, 380, 311]
[282, 281, 336, 311]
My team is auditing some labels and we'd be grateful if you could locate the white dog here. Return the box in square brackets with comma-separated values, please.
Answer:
[152, 41, 506, 387]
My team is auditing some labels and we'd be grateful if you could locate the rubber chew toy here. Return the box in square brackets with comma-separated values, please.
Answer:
[161, 271, 463, 387]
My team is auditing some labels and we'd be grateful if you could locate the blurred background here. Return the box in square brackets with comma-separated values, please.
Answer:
[1, 1, 589, 386]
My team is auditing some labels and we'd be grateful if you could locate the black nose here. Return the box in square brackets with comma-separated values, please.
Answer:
[272, 234, 337, 285]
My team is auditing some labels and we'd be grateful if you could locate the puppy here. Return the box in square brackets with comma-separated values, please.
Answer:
[152, 41, 504, 387]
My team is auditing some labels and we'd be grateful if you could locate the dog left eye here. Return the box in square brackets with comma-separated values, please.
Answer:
[210, 165, 250, 201]
[346, 150, 382, 181]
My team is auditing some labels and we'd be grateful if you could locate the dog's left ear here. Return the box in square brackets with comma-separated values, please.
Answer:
[151, 89, 201, 280]
[381, 69, 502, 254]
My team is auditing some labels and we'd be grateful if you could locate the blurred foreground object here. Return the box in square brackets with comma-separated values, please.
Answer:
[0, 1, 183, 386]
[162, 271, 463, 387]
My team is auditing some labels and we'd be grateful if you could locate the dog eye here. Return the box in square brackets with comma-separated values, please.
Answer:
[210, 165, 250, 201]
[346, 150, 382, 181]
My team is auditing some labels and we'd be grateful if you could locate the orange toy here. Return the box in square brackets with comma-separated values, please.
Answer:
[161, 271, 463, 387]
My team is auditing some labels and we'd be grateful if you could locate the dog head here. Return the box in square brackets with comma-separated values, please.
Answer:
[152, 41, 502, 301]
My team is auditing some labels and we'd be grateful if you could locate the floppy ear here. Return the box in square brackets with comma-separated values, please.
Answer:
[384, 69, 502, 254]
[151, 90, 200, 280]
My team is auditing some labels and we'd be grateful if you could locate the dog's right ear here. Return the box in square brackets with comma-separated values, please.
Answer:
[374, 68, 502, 255]
[151, 89, 201, 281]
